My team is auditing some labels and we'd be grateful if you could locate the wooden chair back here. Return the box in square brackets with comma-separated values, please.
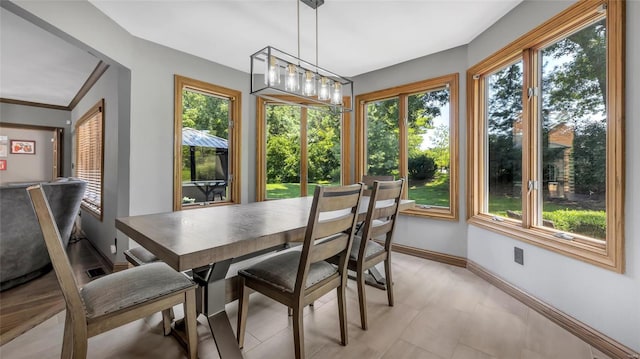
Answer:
[359, 179, 404, 255]
[361, 175, 394, 196]
[27, 185, 87, 326]
[294, 184, 363, 295]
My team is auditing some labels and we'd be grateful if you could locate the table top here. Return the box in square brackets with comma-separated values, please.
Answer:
[116, 196, 414, 272]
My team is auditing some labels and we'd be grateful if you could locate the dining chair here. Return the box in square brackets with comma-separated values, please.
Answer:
[27, 185, 199, 359]
[361, 175, 394, 196]
[343, 179, 404, 330]
[123, 246, 175, 335]
[236, 183, 364, 359]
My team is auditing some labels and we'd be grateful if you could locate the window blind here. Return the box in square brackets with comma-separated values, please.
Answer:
[75, 100, 104, 219]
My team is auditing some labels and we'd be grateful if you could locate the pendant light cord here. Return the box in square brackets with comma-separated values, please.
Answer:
[297, 0, 300, 60]
[315, 4, 319, 67]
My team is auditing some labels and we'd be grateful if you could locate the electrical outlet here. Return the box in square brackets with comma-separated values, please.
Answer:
[514, 247, 524, 265]
[110, 244, 117, 254]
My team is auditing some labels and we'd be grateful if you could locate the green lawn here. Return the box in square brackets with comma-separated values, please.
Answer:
[266, 182, 336, 199]
[408, 173, 450, 207]
[268, 177, 606, 239]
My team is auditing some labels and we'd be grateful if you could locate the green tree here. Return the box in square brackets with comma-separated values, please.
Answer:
[427, 124, 450, 171]
[182, 90, 229, 138]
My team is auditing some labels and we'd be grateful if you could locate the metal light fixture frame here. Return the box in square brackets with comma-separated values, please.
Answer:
[250, 1, 353, 113]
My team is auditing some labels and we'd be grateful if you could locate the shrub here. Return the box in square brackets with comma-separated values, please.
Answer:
[408, 154, 437, 181]
[543, 210, 606, 240]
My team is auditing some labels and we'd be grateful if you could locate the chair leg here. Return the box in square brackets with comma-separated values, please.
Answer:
[337, 285, 348, 345]
[162, 308, 173, 336]
[384, 257, 394, 306]
[292, 304, 305, 359]
[71, 321, 88, 359]
[236, 277, 249, 348]
[184, 289, 198, 359]
[356, 269, 368, 330]
[61, 310, 73, 359]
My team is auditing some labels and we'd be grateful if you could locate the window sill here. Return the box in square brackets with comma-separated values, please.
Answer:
[468, 214, 621, 273]
[401, 207, 458, 221]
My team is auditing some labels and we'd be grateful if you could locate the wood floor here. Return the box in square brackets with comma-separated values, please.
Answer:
[0, 250, 612, 359]
[0, 238, 111, 345]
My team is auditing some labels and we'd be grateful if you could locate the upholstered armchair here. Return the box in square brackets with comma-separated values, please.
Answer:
[0, 179, 86, 291]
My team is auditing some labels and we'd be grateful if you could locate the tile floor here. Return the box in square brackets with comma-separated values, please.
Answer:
[0, 253, 610, 359]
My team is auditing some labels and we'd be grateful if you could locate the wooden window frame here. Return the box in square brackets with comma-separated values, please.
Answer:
[75, 99, 104, 220]
[255, 95, 351, 201]
[355, 73, 459, 220]
[173, 75, 242, 210]
[466, 0, 625, 272]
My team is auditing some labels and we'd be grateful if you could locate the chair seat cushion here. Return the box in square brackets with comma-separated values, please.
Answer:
[81, 262, 195, 318]
[238, 250, 337, 293]
[124, 246, 159, 266]
[350, 235, 385, 260]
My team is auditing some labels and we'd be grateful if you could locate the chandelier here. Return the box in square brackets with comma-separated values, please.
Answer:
[250, 0, 353, 113]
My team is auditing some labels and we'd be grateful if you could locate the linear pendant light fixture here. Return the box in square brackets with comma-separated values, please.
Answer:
[250, 0, 353, 112]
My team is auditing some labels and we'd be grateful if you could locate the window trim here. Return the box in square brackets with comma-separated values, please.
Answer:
[466, 0, 625, 272]
[255, 95, 351, 201]
[355, 73, 459, 220]
[75, 99, 104, 220]
[173, 75, 242, 210]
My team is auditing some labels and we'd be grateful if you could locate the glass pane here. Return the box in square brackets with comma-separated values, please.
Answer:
[366, 98, 399, 177]
[486, 61, 523, 219]
[540, 19, 606, 239]
[266, 104, 301, 199]
[407, 88, 450, 208]
[307, 108, 341, 196]
[181, 89, 230, 206]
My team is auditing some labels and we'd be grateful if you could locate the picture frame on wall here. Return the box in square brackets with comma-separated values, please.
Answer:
[10, 140, 36, 155]
[0, 159, 5, 170]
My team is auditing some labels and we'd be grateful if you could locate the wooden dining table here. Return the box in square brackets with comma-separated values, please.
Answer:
[115, 196, 414, 359]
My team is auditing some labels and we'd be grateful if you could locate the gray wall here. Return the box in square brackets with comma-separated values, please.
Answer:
[465, 0, 640, 351]
[10, 0, 640, 351]
[71, 64, 130, 263]
[353, 45, 469, 258]
[0, 103, 71, 176]
[0, 125, 54, 184]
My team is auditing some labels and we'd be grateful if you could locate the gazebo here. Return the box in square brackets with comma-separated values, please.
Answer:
[182, 127, 228, 182]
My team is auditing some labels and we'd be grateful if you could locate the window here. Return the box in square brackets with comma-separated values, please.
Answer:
[75, 99, 104, 219]
[467, 0, 624, 272]
[174, 75, 241, 210]
[256, 96, 350, 201]
[355, 74, 459, 220]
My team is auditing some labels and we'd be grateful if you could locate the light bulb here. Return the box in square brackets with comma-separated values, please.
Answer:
[318, 77, 330, 101]
[331, 82, 343, 105]
[265, 56, 280, 86]
[302, 71, 316, 96]
[284, 64, 300, 91]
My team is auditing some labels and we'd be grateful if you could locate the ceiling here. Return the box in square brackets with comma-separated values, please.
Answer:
[0, 8, 100, 108]
[0, 0, 523, 108]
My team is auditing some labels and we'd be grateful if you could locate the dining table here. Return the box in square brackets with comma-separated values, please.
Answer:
[115, 195, 414, 359]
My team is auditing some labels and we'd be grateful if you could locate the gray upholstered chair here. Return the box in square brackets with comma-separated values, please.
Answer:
[27, 185, 199, 359]
[236, 184, 364, 359]
[336, 179, 404, 330]
[0, 179, 86, 291]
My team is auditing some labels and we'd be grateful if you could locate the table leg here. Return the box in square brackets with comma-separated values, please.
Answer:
[192, 259, 244, 359]
[348, 268, 387, 290]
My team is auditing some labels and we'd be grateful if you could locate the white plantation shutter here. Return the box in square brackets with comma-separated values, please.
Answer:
[75, 100, 104, 219]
